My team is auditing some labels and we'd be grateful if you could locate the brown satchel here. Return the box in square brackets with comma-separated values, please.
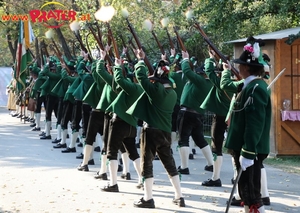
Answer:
[27, 98, 36, 111]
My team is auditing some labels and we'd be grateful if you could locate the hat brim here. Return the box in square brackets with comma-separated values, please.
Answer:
[233, 59, 264, 67]
[148, 75, 172, 84]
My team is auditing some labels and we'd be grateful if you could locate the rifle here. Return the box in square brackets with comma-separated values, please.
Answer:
[125, 18, 154, 74]
[73, 31, 93, 63]
[192, 20, 241, 80]
[119, 34, 133, 63]
[87, 23, 113, 66]
[151, 30, 165, 55]
[107, 22, 127, 76]
[173, 26, 194, 68]
[40, 40, 49, 66]
[49, 39, 72, 75]
[166, 28, 175, 50]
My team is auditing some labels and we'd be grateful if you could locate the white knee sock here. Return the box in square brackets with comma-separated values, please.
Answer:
[109, 160, 118, 186]
[81, 145, 93, 166]
[90, 142, 95, 160]
[133, 158, 142, 184]
[169, 175, 183, 199]
[244, 205, 250, 213]
[201, 145, 213, 166]
[257, 205, 265, 213]
[46, 121, 51, 136]
[144, 178, 154, 201]
[135, 126, 142, 144]
[99, 154, 107, 174]
[61, 129, 68, 144]
[261, 168, 269, 198]
[69, 131, 79, 148]
[56, 124, 62, 140]
[179, 147, 190, 169]
[121, 152, 130, 174]
[212, 156, 223, 181]
[35, 113, 41, 128]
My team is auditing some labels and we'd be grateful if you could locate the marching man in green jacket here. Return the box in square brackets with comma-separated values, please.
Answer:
[224, 41, 271, 213]
[127, 49, 185, 208]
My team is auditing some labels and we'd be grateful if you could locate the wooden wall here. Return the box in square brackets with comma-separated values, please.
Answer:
[233, 39, 300, 156]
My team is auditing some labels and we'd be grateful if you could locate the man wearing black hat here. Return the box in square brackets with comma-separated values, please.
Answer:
[127, 49, 185, 208]
[224, 39, 271, 213]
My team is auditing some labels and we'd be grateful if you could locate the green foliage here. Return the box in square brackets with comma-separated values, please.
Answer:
[0, 0, 300, 66]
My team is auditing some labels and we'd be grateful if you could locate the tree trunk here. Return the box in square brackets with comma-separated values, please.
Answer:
[55, 28, 73, 60]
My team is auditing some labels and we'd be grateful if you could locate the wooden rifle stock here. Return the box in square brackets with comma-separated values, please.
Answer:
[173, 26, 194, 68]
[193, 21, 241, 80]
[119, 34, 133, 63]
[151, 30, 165, 54]
[107, 23, 127, 77]
[73, 31, 93, 63]
[87, 23, 113, 66]
[49, 40, 72, 75]
[165, 28, 175, 50]
[125, 18, 154, 75]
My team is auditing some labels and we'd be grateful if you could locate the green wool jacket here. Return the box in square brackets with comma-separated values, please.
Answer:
[106, 64, 143, 127]
[95, 60, 118, 112]
[32, 71, 47, 98]
[72, 60, 94, 101]
[224, 78, 271, 159]
[126, 61, 177, 133]
[169, 70, 187, 105]
[200, 58, 234, 116]
[83, 61, 105, 109]
[39, 64, 62, 97]
[50, 68, 74, 98]
[180, 59, 212, 114]
[63, 75, 79, 103]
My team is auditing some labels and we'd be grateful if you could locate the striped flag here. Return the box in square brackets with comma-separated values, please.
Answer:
[14, 21, 32, 93]
[24, 20, 35, 49]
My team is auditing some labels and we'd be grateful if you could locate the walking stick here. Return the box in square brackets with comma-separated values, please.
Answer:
[225, 168, 243, 213]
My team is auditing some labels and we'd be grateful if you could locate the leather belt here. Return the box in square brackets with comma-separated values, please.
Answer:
[180, 107, 200, 114]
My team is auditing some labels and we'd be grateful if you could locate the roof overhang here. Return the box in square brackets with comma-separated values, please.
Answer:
[227, 27, 300, 43]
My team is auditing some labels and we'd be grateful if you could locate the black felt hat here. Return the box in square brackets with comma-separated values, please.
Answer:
[148, 60, 171, 84]
[233, 36, 264, 67]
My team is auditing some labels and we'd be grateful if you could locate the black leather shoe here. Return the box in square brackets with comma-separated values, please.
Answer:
[135, 143, 140, 148]
[88, 159, 95, 165]
[227, 197, 243, 206]
[61, 147, 76, 153]
[94, 172, 108, 180]
[192, 148, 196, 154]
[262, 197, 270, 205]
[154, 155, 160, 160]
[76, 138, 80, 143]
[31, 127, 40, 131]
[77, 164, 89, 171]
[101, 184, 119, 192]
[189, 153, 194, 159]
[11, 113, 19, 117]
[40, 135, 51, 140]
[177, 167, 190, 175]
[30, 123, 36, 127]
[16, 114, 22, 118]
[39, 131, 45, 136]
[202, 179, 222, 187]
[134, 197, 155, 208]
[118, 165, 123, 172]
[77, 142, 83, 147]
[67, 134, 69, 139]
[172, 197, 185, 207]
[121, 172, 131, 180]
[94, 146, 101, 152]
[53, 143, 67, 148]
[204, 165, 213, 172]
[52, 138, 61, 144]
[76, 153, 84, 159]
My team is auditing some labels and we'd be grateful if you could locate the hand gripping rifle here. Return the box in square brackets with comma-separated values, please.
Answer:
[192, 20, 241, 80]
[73, 31, 93, 63]
[119, 34, 133, 63]
[87, 23, 113, 66]
[49, 38, 72, 75]
[125, 18, 154, 75]
[107, 22, 127, 77]
[173, 26, 194, 68]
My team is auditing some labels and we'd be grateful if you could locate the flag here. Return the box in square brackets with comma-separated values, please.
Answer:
[14, 21, 32, 93]
[24, 20, 35, 49]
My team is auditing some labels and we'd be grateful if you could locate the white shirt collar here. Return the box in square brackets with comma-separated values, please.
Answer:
[242, 75, 260, 89]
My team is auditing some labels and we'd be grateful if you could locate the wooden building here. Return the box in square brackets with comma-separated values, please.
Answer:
[228, 27, 300, 156]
